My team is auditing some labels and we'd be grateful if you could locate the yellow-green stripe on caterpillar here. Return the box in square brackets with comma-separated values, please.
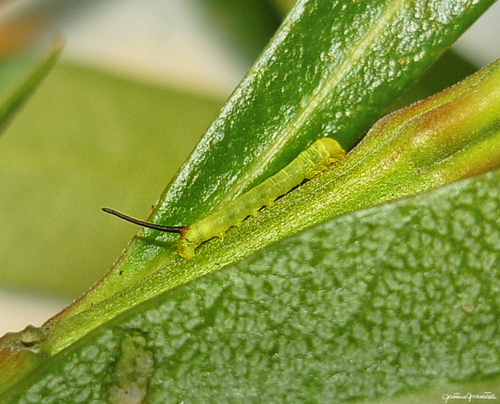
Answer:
[103, 138, 345, 259]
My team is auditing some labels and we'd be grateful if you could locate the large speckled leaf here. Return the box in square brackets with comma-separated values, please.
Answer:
[1, 167, 499, 403]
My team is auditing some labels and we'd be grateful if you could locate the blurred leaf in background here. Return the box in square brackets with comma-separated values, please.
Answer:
[200, 0, 282, 62]
[0, 63, 223, 296]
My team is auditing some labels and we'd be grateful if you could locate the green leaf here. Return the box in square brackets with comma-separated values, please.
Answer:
[59, 0, 497, 323]
[2, 167, 499, 403]
[0, 42, 62, 134]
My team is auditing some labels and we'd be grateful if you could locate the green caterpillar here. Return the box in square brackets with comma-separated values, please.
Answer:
[103, 138, 345, 259]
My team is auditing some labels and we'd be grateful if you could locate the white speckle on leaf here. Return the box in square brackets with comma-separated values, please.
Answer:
[109, 334, 155, 404]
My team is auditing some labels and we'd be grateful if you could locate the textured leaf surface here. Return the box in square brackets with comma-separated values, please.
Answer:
[2, 168, 499, 403]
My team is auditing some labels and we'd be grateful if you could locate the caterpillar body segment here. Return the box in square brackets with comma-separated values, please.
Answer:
[177, 138, 344, 259]
[103, 138, 345, 260]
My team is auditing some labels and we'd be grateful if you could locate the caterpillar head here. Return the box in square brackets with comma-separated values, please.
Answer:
[322, 137, 346, 164]
[177, 237, 196, 260]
